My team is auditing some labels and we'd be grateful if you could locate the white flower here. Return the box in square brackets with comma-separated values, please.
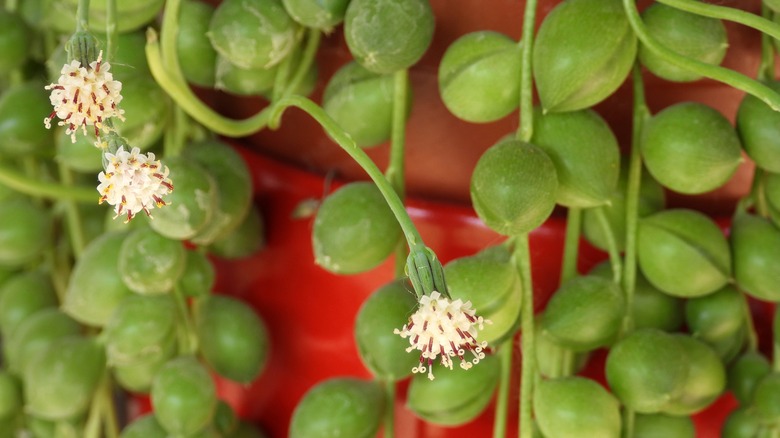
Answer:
[394, 291, 490, 380]
[97, 146, 173, 222]
[44, 51, 125, 143]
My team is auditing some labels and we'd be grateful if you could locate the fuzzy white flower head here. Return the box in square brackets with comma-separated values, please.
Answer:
[97, 146, 173, 222]
[394, 291, 490, 380]
[44, 50, 125, 144]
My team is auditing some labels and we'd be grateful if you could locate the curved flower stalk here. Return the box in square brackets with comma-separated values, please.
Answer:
[96, 145, 174, 222]
[44, 51, 125, 145]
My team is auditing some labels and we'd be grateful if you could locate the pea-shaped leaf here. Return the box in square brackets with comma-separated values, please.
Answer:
[344, 0, 434, 74]
[148, 156, 218, 241]
[638, 3, 727, 82]
[750, 373, 780, 424]
[534, 376, 621, 438]
[289, 378, 384, 438]
[739, 81, 780, 173]
[590, 260, 683, 332]
[312, 182, 402, 274]
[638, 209, 730, 298]
[438, 31, 522, 123]
[606, 329, 689, 413]
[323, 62, 410, 148]
[583, 161, 665, 252]
[731, 213, 780, 302]
[722, 407, 761, 438]
[685, 285, 745, 342]
[641, 102, 742, 194]
[531, 107, 620, 208]
[63, 231, 134, 327]
[0, 197, 52, 268]
[728, 352, 771, 405]
[55, 127, 102, 172]
[444, 246, 521, 344]
[185, 140, 253, 245]
[282, 0, 349, 30]
[407, 354, 499, 426]
[23, 336, 106, 420]
[177, 0, 218, 88]
[470, 139, 558, 236]
[0, 82, 54, 157]
[704, 323, 747, 364]
[120, 414, 167, 438]
[535, 319, 590, 379]
[197, 295, 270, 383]
[354, 280, 418, 380]
[215, 55, 278, 97]
[104, 294, 177, 367]
[0, 372, 21, 420]
[208, 204, 265, 259]
[661, 335, 726, 415]
[0, 10, 29, 76]
[5, 308, 81, 375]
[112, 342, 176, 394]
[633, 413, 694, 438]
[541, 275, 624, 352]
[533, 0, 636, 112]
[111, 76, 169, 150]
[118, 228, 186, 295]
[208, 0, 299, 70]
[0, 270, 57, 337]
[178, 250, 215, 298]
[50, 0, 164, 33]
[151, 356, 217, 437]
[766, 172, 780, 228]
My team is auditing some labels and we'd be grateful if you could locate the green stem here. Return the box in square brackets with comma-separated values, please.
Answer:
[622, 63, 650, 336]
[268, 95, 425, 251]
[174, 287, 198, 355]
[160, 0, 187, 84]
[383, 380, 395, 438]
[514, 234, 536, 438]
[492, 337, 513, 438]
[622, 407, 635, 438]
[759, 3, 776, 82]
[84, 370, 106, 438]
[517, 0, 538, 142]
[100, 374, 119, 438]
[105, 0, 117, 62]
[271, 51, 294, 103]
[0, 164, 96, 202]
[658, 0, 780, 41]
[593, 206, 622, 285]
[624, 0, 780, 111]
[560, 208, 581, 283]
[76, 0, 90, 32]
[752, 167, 770, 218]
[58, 163, 87, 258]
[387, 69, 410, 278]
[283, 29, 321, 97]
[774, 305, 780, 372]
[743, 295, 759, 353]
[145, 29, 273, 136]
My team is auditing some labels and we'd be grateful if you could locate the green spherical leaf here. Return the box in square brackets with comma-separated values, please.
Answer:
[0, 11, 30, 75]
[531, 107, 620, 207]
[110, 76, 169, 150]
[722, 407, 761, 438]
[633, 413, 694, 438]
[151, 356, 217, 437]
[641, 102, 742, 194]
[751, 373, 780, 424]
[63, 231, 134, 327]
[5, 308, 82, 375]
[118, 228, 186, 295]
[344, 0, 434, 74]
[354, 280, 418, 380]
[470, 139, 558, 236]
[104, 294, 177, 367]
[438, 31, 522, 123]
[685, 285, 746, 342]
[51, 0, 165, 33]
[149, 156, 218, 240]
[638, 209, 731, 298]
[177, 0, 218, 87]
[208, 204, 265, 259]
[178, 250, 216, 298]
[407, 355, 499, 426]
[112, 343, 176, 394]
[23, 336, 106, 420]
[638, 3, 727, 82]
[0, 198, 52, 268]
[533, 0, 636, 112]
[0, 271, 57, 337]
[215, 55, 277, 97]
[312, 182, 402, 274]
[535, 319, 590, 379]
[197, 295, 270, 383]
[282, 0, 349, 30]
[0, 372, 22, 420]
[120, 414, 167, 438]
[534, 377, 621, 438]
[208, 0, 299, 70]
[661, 335, 726, 415]
[605, 329, 689, 413]
[541, 275, 624, 351]
[55, 127, 103, 172]
[731, 213, 780, 302]
[728, 352, 771, 405]
[0, 83, 55, 157]
[289, 378, 384, 438]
